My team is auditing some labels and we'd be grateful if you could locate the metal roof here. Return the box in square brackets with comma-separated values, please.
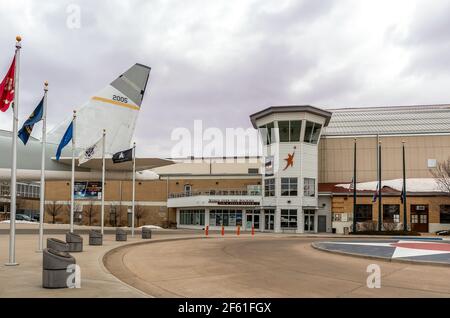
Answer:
[323, 104, 450, 136]
[249, 105, 332, 128]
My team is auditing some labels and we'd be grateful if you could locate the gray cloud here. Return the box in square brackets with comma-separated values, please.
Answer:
[0, 0, 449, 157]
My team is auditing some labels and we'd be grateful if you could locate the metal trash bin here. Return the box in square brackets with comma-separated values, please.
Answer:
[343, 227, 350, 235]
[47, 238, 69, 252]
[89, 230, 103, 246]
[66, 232, 83, 252]
[42, 248, 76, 289]
[116, 228, 127, 241]
[142, 227, 152, 239]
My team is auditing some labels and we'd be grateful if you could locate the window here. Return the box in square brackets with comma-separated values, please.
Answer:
[303, 178, 315, 197]
[278, 120, 302, 142]
[281, 178, 298, 196]
[355, 205, 373, 222]
[278, 121, 290, 142]
[264, 178, 275, 197]
[304, 121, 322, 144]
[180, 209, 205, 226]
[210, 209, 242, 226]
[440, 205, 450, 224]
[248, 168, 259, 174]
[383, 205, 400, 223]
[259, 122, 276, 145]
[281, 209, 297, 229]
[184, 184, 192, 195]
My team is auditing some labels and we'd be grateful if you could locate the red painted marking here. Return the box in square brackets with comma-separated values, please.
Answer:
[391, 242, 450, 252]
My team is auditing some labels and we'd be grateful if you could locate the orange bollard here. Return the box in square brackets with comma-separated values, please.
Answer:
[251, 225, 255, 236]
[237, 225, 240, 236]
[221, 225, 225, 236]
[205, 225, 209, 236]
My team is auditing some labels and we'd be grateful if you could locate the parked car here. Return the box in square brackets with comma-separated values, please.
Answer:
[15, 214, 36, 222]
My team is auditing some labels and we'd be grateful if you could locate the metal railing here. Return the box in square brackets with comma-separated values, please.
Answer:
[169, 188, 262, 198]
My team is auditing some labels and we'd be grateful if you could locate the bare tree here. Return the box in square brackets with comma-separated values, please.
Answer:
[46, 201, 63, 224]
[431, 159, 450, 194]
[83, 201, 96, 226]
[109, 203, 119, 227]
[135, 204, 145, 227]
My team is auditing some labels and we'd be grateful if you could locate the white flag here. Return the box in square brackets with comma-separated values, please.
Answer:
[78, 137, 102, 165]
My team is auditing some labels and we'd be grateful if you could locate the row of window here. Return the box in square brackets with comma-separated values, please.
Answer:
[259, 120, 323, 145]
[179, 209, 303, 229]
[344, 204, 450, 224]
[265, 178, 315, 197]
[180, 209, 206, 226]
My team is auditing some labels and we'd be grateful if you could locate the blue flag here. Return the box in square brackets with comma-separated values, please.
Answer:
[18, 97, 44, 145]
[56, 121, 73, 160]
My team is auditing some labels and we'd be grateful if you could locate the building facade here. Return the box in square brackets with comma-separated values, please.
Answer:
[3, 104, 450, 234]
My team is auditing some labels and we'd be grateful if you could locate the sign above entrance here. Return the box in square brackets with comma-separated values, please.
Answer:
[208, 199, 260, 206]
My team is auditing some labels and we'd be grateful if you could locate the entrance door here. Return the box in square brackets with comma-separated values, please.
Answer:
[265, 214, 274, 231]
[304, 210, 315, 232]
[246, 211, 260, 231]
[318, 215, 327, 233]
[411, 205, 429, 233]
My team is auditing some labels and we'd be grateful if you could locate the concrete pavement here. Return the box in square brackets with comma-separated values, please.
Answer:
[104, 237, 450, 298]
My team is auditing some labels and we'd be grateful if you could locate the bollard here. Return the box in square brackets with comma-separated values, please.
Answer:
[237, 225, 240, 236]
[47, 238, 69, 252]
[42, 248, 76, 289]
[142, 227, 152, 239]
[221, 225, 225, 236]
[205, 225, 209, 236]
[66, 232, 83, 252]
[89, 230, 103, 246]
[116, 228, 128, 241]
[251, 225, 255, 236]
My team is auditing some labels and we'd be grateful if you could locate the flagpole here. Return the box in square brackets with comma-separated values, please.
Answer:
[131, 142, 136, 237]
[402, 141, 407, 231]
[6, 36, 22, 266]
[352, 137, 357, 233]
[101, 129, 106, 235]
[378, 140, 382, 231]
[37, 81, 48, 252]
[70, 110, 76, 233]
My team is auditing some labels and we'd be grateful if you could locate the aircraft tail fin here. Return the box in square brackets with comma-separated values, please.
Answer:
[47, 63, 151, 155]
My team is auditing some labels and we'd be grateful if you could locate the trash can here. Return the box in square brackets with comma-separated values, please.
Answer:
[47, 238, 69, 252]
[142, 227, 152, 239]
[116, 228, 127, 241]
[89, 230, 103, 246]
[66, 232, 83, 252]
[42, 248, 76, 289]
[343, 227, 350, 235]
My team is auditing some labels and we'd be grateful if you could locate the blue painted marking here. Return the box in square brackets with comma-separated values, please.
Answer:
[391, 237, 443, 241]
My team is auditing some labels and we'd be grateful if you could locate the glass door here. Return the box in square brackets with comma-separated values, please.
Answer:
[265, 214, 274, 231]
[304, 210, 315, 232]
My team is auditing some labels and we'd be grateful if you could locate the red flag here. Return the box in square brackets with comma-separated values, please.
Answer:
[0, 57, 15, 112]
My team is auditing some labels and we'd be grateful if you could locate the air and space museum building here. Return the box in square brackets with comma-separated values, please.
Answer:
[4, 105, 450, 234]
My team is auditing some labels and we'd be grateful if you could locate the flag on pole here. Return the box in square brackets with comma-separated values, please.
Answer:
[18, 97, 44, 145]
[56, 121, 73, 160]
[78, 136, 103, 165]
[112, 148, 133, 163]
[400, 185, 404, 204]
[0, 57, 15, 112]
[372, 184, 379, 203]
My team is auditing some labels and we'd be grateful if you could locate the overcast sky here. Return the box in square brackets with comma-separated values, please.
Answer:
[0, 0, 449, 157]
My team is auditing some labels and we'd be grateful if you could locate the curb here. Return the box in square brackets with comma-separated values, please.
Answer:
[311, 242, 450, 268]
